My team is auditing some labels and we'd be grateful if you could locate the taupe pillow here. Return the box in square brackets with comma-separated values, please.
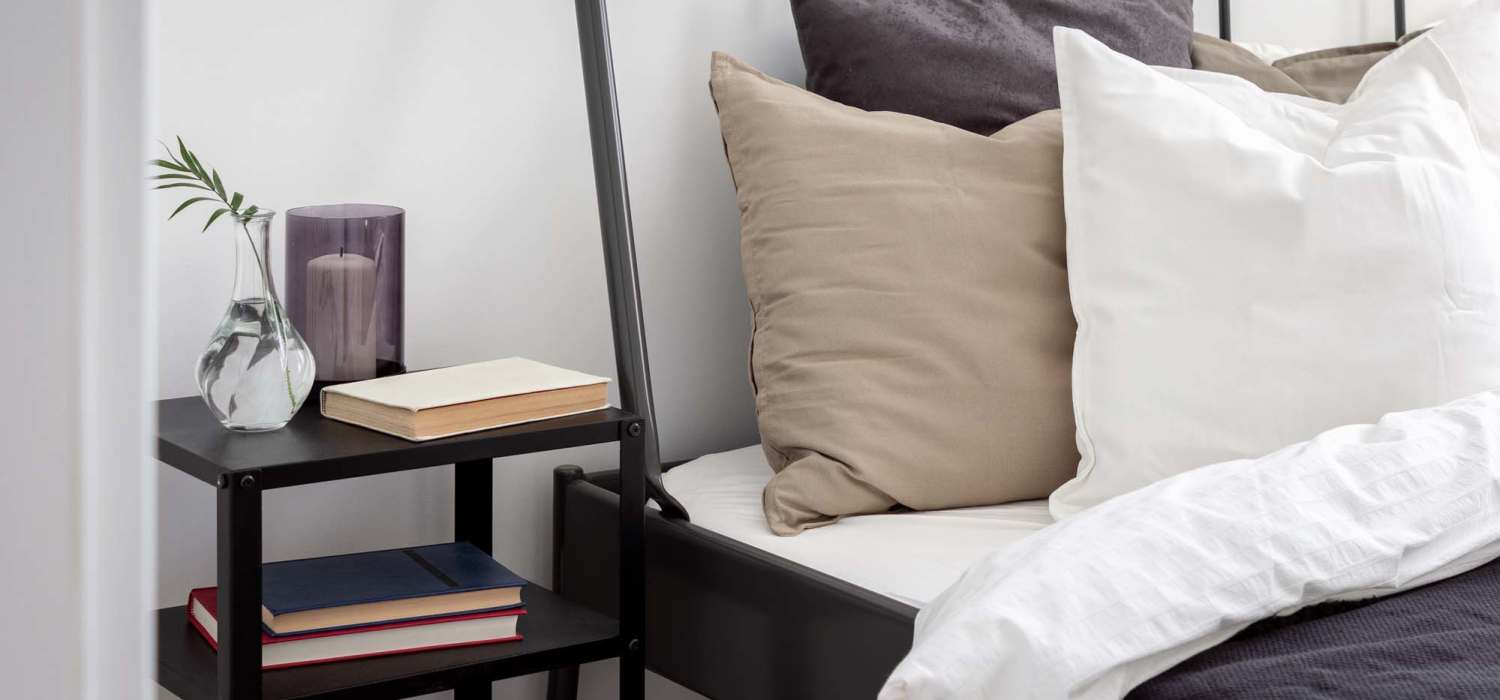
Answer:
[1191, 31, 1428, 104]
[1189, 33, 1312, 97]
[710, 53, 1077, 535]
[1272, 40, 1405, 103]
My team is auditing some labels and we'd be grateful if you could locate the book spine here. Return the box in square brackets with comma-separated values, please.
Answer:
[261, 635, 523, 670]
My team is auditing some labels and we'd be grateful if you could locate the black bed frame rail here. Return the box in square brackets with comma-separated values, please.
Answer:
[1219, 0, 1407, 42]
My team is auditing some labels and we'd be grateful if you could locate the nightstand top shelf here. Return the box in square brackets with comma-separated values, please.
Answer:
[156, 396, 636, 489]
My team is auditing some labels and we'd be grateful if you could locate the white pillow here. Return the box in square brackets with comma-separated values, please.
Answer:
[1050, 5, 1500, 519]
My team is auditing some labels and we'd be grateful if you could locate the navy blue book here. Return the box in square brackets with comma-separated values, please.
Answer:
[260, 542, 526, 636]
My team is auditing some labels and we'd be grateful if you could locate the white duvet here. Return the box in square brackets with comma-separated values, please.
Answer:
[879, 390, 1500, 699]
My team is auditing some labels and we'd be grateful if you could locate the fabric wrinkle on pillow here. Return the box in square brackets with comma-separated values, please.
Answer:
[1267, 29, 1426, 103]
[1189, 32, 1311, 98]
[709, 52, 1079, 535]
[1273, 41, 1401, 103]
[1232, 40, 1309, 63]
[1050, 11, 1500, 519]
[1190, 31, 1429, 105]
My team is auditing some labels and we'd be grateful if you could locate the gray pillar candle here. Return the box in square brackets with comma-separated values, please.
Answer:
[305, 249, 377, 380]
[285, 204, 405, 383]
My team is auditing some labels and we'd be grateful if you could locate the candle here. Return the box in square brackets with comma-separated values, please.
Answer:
[305, 250, 377, 381]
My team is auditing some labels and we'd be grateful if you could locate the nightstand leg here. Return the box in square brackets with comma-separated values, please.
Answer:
[546, 666, 579, 700]
[619, 422, 646, 700]
[454, 459, 494, 699]
[455, 458, 494, 553]
[217, 472, 262, 700]
[548, 465, 583, 700]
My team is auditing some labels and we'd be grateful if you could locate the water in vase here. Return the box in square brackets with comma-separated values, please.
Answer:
[196, 210, 316, 431]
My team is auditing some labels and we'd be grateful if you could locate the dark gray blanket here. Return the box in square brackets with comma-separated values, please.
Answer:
[1129, 558, 1500, 699]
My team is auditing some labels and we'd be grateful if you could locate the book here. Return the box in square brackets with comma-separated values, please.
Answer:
[189, 588, 523, 670]
[261, 542, 526, 636]
[320, 357, 611, 441]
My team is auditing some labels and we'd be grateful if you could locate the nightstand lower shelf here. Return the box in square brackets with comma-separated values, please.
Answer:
[157, 584, 620, 700]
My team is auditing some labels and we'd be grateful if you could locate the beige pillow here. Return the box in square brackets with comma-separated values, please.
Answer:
[1191, 31, 1428, 104]
[1271, 39, 1408, 103]
[710, 53, 1077, 535]
[1189, 33, 1312, 97]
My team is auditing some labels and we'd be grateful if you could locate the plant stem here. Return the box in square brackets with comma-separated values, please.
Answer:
[152, 139, 297, 409]
[240, 221, 297, 408]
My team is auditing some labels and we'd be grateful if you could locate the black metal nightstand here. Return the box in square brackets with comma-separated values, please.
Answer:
[154, 396, 646, 700]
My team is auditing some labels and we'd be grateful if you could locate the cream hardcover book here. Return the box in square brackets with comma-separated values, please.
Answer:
[320, 357, 611, 441]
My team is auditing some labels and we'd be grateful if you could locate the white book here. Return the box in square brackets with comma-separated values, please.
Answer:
[320, 357, 611, 441]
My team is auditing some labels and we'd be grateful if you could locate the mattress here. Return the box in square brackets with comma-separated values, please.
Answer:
[660, 445, 1054, 607]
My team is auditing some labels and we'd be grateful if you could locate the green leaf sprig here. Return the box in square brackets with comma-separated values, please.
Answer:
[150, 137, 297, 408]
[151, 137, 261, 232]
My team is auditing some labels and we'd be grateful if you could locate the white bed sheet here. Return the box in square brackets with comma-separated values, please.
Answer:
[660, 445, 1053, 607]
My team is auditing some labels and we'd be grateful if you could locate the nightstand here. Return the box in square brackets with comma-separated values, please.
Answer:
[154, 396, 646, 699]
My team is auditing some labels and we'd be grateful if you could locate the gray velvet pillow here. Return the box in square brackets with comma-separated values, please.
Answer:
[790, 0, 1194, 134]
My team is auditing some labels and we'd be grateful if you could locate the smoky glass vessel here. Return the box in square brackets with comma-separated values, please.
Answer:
[196, 210, 316, 431]
[285, 203, 405, 386]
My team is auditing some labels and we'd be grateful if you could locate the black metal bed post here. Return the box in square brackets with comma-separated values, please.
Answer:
[558, 0, 687, 697]
[1219, 0, 1231, 41]
[1394, 0, 1407, 38]
[572, 0, 688, 523]
[617, 420, 648, 698]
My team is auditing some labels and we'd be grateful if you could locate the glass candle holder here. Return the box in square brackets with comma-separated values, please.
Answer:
[285, 203, 405, 384]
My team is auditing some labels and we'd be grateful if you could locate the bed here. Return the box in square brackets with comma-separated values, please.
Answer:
[660, 446, 1053, 609]
[557, 448, 1500, 699]
[547, 0, 1500, 698]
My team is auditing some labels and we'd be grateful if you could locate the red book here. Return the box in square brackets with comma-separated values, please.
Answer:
[187, 588, 524, 670]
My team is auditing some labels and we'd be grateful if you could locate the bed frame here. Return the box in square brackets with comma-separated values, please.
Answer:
[549, 1, 1409, 698]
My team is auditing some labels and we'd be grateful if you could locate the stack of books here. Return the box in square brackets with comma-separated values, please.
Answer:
[188, 542, 527, 669]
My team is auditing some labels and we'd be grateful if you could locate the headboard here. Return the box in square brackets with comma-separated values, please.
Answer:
[1218, 0, 1408, 41]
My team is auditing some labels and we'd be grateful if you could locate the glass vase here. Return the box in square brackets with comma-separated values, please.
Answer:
[196, 210, 317, 431]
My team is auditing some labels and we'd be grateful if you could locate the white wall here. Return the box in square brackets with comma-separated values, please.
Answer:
[3, 0, 154, 698]
[152, 2, 711, 698]
[152, 2, 1471, 699]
